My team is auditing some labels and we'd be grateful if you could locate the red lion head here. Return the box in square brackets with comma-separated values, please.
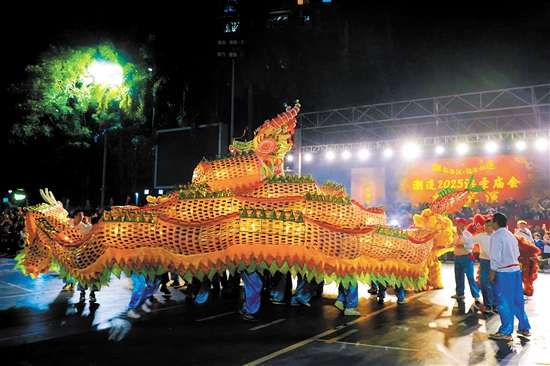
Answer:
[465, 214, 490, 235]
[465, 213, 492, 253]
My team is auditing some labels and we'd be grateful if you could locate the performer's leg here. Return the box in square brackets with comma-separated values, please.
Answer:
[344, 284, 359, 309]
[511, 271, 531, 332]
[143, 277, 162, 299]
[494, 272, 514, 335]
[464, 258, 480, 299]
[316, 279, 324, 297]
[194, 277, 212, 304]
[395, 286, 406, 303]
[479, 261, 493, 307]
[291, 276, 317, 306]
[336, 283, 346, 303]
[454, 257, 466, 296]
[128, 274, 146, 309]
[377, 282, 386, 304]
[241, 271, 262, 315]
[223, 272, 241, 295]
[270, 272, 287, 303]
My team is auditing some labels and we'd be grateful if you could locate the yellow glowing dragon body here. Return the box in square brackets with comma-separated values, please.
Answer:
[15, 102, 436, 291]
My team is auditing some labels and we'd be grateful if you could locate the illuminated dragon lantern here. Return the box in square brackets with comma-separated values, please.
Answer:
[15, 101, 437, 292]
[412, 208, 454, 289]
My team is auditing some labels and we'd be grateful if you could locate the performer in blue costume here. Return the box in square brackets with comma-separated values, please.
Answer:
[239, 271, 263, 321]
[488, 213, 531, 341]
[184, 277, 212, 306]
[462, 218, 496, 314]
[290, 273, 319, 307]
[333, 283, 361, 316]
[127, 273, 161, 319]
[375, 281, 407, 305]
[269, 271, 288, 305]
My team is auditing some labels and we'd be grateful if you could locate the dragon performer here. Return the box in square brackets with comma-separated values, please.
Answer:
[462, 214, 541, 296]
[15, 101, 437, 293]
[424, 182, 540, 296]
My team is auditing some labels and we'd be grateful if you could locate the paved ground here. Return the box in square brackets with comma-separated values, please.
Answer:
[1, 257, 549, 366]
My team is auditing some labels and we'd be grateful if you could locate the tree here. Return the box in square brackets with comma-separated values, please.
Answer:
[10, 41, 157, 206]
[11, 41, 151, 143]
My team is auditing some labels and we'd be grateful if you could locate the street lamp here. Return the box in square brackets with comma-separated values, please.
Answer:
[217, 39, 245, 143]
[88, 60, 123, 208]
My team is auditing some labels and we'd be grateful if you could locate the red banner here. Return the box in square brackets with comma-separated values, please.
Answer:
[399, 155, 544, 206]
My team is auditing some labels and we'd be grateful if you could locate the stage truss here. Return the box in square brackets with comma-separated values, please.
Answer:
[296, 84, 550, 152]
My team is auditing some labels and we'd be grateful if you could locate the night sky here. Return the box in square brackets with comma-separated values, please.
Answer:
[2, 1, 549, 205]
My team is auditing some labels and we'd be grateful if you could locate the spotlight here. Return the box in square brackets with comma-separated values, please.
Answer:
[456, 143, 469, 154]
[535, 139, 548, 151]
[402, 143, 420, 158]
[286, 155, 294, 162]
[515, 140, 526, 150]
[485, 141, 498, 153]
[304, 153, 312, 162]
[326, 151, 335, 160]
[435, 146, 445, 154]
[358, 149, 370, 160]
[383, 148, 393, 158]
[342, 151, 351, 160]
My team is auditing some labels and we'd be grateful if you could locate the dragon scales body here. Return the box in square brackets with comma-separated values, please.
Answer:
[15, 102, 435, 291]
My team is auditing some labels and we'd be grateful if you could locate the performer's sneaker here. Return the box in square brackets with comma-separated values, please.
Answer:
[491, 306, 499, 313]
[141, 303, 152, 313]
[89, 292, 97, 303]
[397, 300, 408, 305]
[334, 300, 344, 311]
[271, 300, 286, 305]
[451, 294, 465, 299]
[145, 298, 153, 307]
[70, 284, 77, 291]
[79, 291, 86, 303]
[473, 299, 482, 311]
[127, 309, 141, 319]
[297, 298, 311, 307]
[517, 330, 531, 337]
[239, 308, 260, 321]
[377, 297, 385, 304]
[344, 307, 361, 316]
[367, 287, 378, 294]
[62, 284, 72, 291]
[489, 332, 513, 341]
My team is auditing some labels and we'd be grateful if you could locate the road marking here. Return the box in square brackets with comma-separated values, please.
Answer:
[249, 318, 286, 331]
[0, 281, 39, 294]
[321, 339, 420, 351]
[196, 311, 235, 322]
[325, 329, 358, 343]
[243, 292, 423, 366]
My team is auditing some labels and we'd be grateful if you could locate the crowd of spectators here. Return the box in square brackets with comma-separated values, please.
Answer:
[0, 208, 26, 256]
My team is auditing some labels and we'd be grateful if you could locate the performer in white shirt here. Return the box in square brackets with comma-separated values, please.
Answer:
[488, 213, 531, 341]
[462, 218, 495, 314]
[514, 219, 534, 243]
[69, 209, 92, 237]
[69, 209, 95, 301]
[449, 218, 481, 303]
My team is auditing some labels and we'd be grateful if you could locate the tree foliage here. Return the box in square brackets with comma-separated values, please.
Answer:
[10, 41, 152, 148]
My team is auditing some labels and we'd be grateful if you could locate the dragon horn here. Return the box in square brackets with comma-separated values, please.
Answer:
[39, 189, 48, 203]
[48, 190, 58, 205]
